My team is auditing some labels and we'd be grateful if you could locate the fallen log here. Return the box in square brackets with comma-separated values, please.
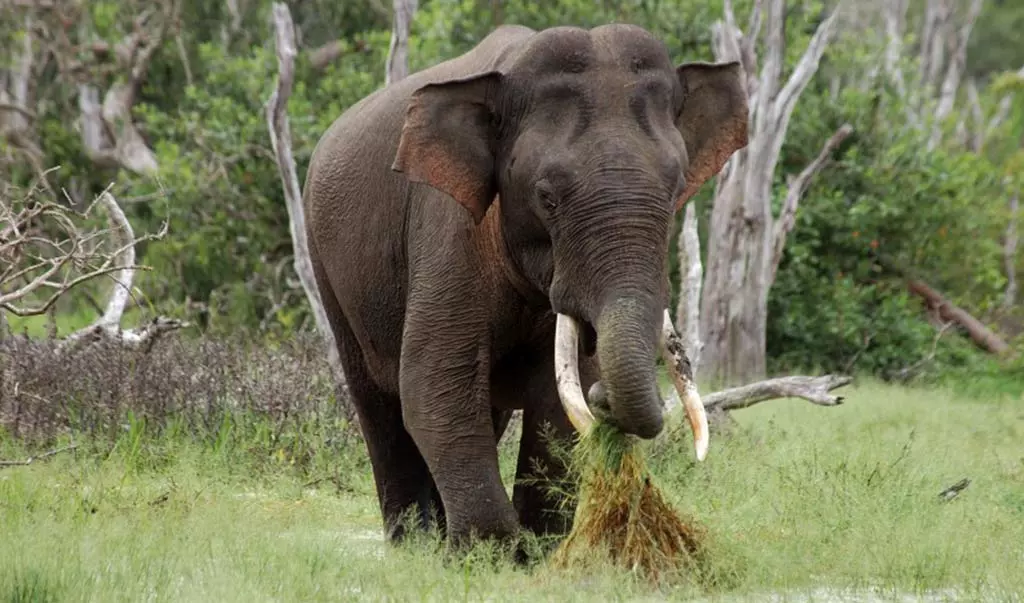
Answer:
[875, 255, 1011, 356]
[663, 373, 851, 414]
[702, 374, 851, 411]
[905, 278, 1010, 356]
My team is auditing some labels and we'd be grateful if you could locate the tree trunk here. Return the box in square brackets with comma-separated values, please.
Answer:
[904, 278, 1010, 356]
[385, 0, 417, 85]
[698, 0, 846, 387]
[674, 202, 703, 369]
[266, 3, 354, 422]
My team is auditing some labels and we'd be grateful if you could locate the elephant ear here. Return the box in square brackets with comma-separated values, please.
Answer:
[674, 61, 749, 209]
[392, 72, 502, 225]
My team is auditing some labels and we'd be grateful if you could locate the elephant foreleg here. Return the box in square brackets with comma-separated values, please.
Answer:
[510, 350, 599, 538]
[399, 312, 521, 548]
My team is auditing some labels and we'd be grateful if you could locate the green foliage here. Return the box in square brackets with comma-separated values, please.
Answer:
[967, 0, 1024, 80]
[115, 38, 391, 332]
[766, 77, 1010, 377]
[4, 0, 1024, 379]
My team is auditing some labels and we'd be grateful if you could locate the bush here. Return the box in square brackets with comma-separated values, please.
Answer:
[0, 333, 356, 463]
[765, 84, 1008, 377]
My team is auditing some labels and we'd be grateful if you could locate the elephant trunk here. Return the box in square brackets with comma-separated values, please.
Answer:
[554, 293, 663, 440]
[593, 295, 664, 439]
[554, 306, 710, 455]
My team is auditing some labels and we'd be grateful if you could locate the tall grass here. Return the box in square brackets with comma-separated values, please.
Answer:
[1, 335, 1022, 601]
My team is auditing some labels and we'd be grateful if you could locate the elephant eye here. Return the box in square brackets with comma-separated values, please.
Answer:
[535, 179, 559, 212]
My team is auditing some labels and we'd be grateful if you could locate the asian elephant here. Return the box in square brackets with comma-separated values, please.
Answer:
[302, 23, 748, 549]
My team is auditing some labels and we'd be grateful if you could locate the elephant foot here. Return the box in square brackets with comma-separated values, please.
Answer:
[443, 493, 521, 550]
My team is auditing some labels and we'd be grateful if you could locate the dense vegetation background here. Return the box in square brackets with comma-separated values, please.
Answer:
[3, 0, 1024, 393]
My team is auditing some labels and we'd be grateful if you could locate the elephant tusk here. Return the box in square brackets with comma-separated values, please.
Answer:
[554, 313, 597, 436]
[660, 310, 709, 461]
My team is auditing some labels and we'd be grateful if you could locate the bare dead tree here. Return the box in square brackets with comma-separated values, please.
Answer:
[928, 0, 984, 150]
[1, 178, 184, 350]
[0, 444, 77, 468]
[266, 2, 354, 421]
[696, 0, 851, 386]
[385, 0, 418, 85]
[74, 2, 181, 175]
[2, 0, 180, 180]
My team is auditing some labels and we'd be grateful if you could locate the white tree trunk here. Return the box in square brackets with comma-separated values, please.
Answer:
[266, 3, 353, 419]
[928, 0, 984, 150]
[675, 203, 703, 370]
[698, 0, 848, 386]
[385, 0, 417, 85]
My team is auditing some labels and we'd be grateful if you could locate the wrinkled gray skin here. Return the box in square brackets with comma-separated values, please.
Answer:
[303, 23, 748, 549]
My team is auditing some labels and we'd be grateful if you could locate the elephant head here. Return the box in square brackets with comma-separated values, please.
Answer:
[392, 25, 748, 453]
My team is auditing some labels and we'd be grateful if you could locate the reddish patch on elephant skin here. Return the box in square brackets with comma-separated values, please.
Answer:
[392, 74, 500, 225]
[394, 132, 494, 224]
[674, 61, 750, 210]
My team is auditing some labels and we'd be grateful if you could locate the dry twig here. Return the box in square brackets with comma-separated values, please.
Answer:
[0, 444, 77, 468]
[1, 178, 184, 350]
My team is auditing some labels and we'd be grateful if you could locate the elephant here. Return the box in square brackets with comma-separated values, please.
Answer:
[302, 22, 748, 550]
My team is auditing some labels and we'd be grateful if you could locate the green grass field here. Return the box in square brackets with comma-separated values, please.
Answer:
[1, 381, 1022, 602]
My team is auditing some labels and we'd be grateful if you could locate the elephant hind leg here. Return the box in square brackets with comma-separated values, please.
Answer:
[343, 349, 446, 542]
[311, 259, 443, 542]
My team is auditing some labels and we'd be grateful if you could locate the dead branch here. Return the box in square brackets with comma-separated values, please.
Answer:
[771, 6, 842, 138]
[2, 177, 184, 350]
[385, 0, 417, 85]
[58, 191, 185, 352]
[1, 185, 161, 317]
[938, 477, 970, 502]
[888, 320, 954, 382]
[901, 277, 1010, 356]
[770, 123, 853, 282]
[0, 444, 77, 468]
[266, 3, 352, 418]
[702, 374, 852, 412]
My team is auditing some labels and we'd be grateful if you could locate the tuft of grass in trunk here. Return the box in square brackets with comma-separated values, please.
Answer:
[551, 422, 715, 586]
